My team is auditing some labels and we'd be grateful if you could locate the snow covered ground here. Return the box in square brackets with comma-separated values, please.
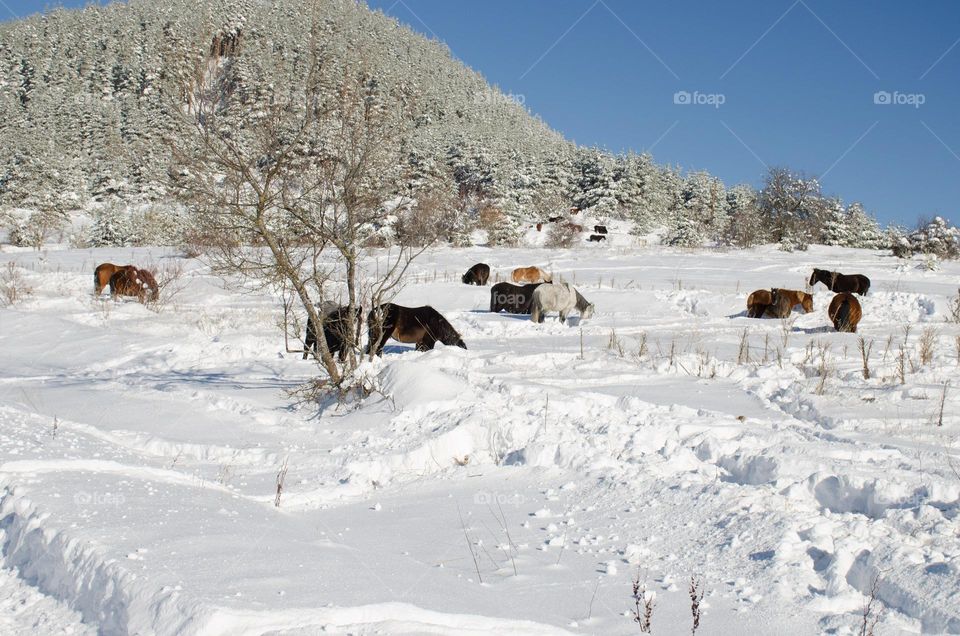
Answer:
[1, 242, 959, 635]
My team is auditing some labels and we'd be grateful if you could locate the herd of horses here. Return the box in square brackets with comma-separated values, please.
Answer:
[90, 259, 871, 358]
[303, 264, 595, 360]
[93, 262, 159, 302]
[747, 268, 870, 333]
[303, 264, 873, 360]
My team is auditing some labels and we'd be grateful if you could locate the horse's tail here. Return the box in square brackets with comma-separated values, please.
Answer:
[835, 297, 851, 331]
[94, 270, 100, 295]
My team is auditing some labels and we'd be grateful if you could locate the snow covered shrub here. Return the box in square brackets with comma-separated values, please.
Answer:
[484, 209, 521, 246]
[394, 188, 460, 247]
[88, 204, 133, 247]
[949, 289, 960, 324]
[778, 233, 809, 252]
[4, 209, 66, 249]
[545, 218, 579, 248]
[129, 206, 187, 246]
[0, 262, 31, 306]
[665, 212, 704, 247]
[901, 217, 960, 259]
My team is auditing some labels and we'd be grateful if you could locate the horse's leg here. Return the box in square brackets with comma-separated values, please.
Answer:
[559, 310, 567, 323]
[417, 333, 436, 351]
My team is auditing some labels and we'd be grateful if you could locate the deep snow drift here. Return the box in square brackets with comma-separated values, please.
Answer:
[1, 242, 959, 635]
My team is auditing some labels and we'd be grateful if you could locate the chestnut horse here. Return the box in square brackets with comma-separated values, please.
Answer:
[828, 293, 862, 333]
[94, 263, 133, 296]
[511, 266, 552, 284]
[809, 268, 870, 295]
[747, 288, 813, 318]
[366, 303, 466, 356]
[109, 267, 159, 303]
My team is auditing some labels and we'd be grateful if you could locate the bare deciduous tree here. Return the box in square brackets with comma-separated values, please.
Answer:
[165, 5, 431, 390]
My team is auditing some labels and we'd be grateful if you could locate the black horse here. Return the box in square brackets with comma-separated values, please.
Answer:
[594, 225, 608, 234]
[489, 282, 544, 314]
[462, 263, 491, 286]
[304, 304, 362, 361]
[809, 268, 870, 295]
[588, 234, 606, 242]
[366, 303, 466, 356]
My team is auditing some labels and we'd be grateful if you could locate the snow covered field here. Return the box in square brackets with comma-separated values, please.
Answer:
[1, 243, 959, 635]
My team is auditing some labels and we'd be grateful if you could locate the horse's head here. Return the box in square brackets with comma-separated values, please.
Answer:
[581, 303, 595, 320]
[461, 272, 470, 284]
[801, 293, 814, 313]
[809, 269, 820, 287]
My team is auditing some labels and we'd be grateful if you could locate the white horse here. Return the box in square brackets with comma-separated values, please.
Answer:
[530, 282, 595, 323]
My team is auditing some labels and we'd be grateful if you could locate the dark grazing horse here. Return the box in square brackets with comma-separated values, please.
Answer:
[594, 225, 608, 234]
[461, 263, 491, 286]
[304, 304, 363, 361]
[366, 303, 466, 356]
[109, 266, 158, 303]
[828, 293, 862, 333]
[809, 268, 870, 295]
[490, 282, 543, 314]
[588, 234, 606, 242]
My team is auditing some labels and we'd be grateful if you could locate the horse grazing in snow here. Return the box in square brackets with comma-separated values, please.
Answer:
[94, 263, 133, 296]
[490, 282, 543, 314]
[461, 263, 490, 286]
[109, 266, 158, 303]
[747, 288, 813, 318]
[366, 304, 466, 356]
[828, 293, 862, 333]
[530, 283, 594, 324]
[304, 303, 362, 361]
[511, 266, 552, 284]
[809, 268, 870, 295]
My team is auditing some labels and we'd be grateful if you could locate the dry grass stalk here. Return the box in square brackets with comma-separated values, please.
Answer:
[689, 576, 705, 636]
[274, 457, 289, 507]
[737, 329, 750, 365]
[918, 327, 937, 366]
[859, 577, 883, 636]
[858, 336, 874, 380]
[631, 568, 654, 633]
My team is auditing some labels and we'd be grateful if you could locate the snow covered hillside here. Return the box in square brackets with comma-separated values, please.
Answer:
[1, 244, 959, 635]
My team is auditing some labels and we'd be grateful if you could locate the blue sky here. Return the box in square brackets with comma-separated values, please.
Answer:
[4, 1, 959, 227]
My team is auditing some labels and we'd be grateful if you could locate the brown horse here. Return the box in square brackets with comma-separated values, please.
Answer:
[828, 293, 862, 333]
[747, 288, 813, 318]
[109, 267, 159, 303]
[94, 263, 133, 296]
[775, 289, 814, 313]
[366, 303, 466, 356]
[511, 266, 552, 284]
[746, 289, 774, 318]
[809, 268, 870, 295]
